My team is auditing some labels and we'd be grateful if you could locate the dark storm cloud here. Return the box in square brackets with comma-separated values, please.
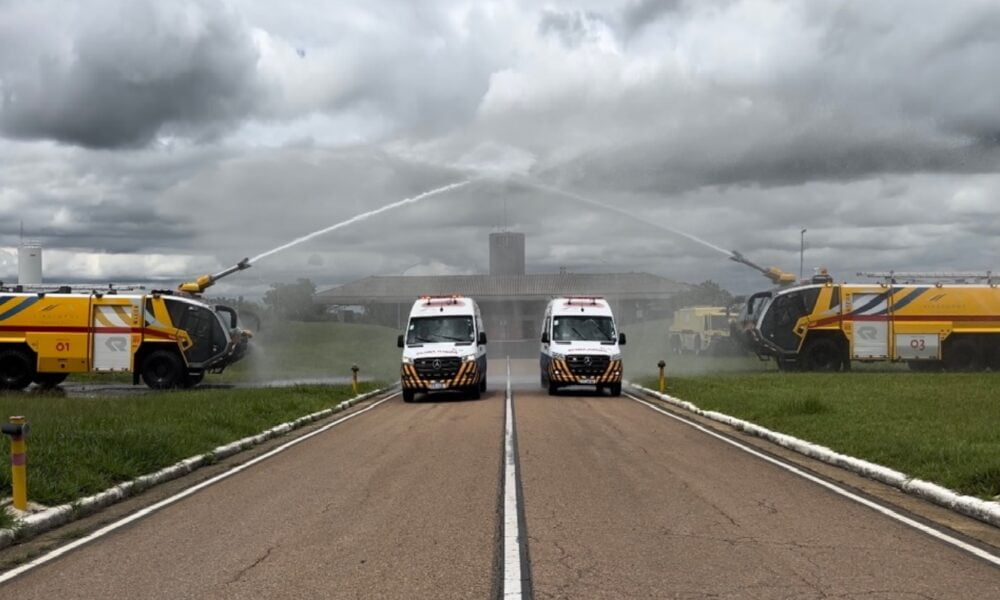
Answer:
[620, 0, 683, 37]
[0, 0, 259, 148]
[4, 1, 1000, 292]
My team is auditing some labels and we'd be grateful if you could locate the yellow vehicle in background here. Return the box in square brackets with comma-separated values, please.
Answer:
[0, 260, 253, 390]
[745, 276, 1000, 371]
[668, 306, 735, 355]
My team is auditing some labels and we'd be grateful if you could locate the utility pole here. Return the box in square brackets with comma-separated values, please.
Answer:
[800, 228, 807, 280]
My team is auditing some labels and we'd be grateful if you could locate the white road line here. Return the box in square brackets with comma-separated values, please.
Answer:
[625, 392, 1000, 568]
[0, 393, 397, 584]
[503, 358, 527, 598]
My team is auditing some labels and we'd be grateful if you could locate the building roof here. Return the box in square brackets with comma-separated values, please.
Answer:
[316, 272, 689, 304]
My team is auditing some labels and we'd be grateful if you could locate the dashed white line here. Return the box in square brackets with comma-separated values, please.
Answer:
[625, 392, 1000, 568]
[0, 393, 397, 584]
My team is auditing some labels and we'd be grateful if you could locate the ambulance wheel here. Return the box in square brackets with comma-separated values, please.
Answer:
[402, 389, 416, 403]
[469, 386, 481, 400]
[801, 338, 843, 372]
[0, 349, 35, 390]
[33, 373, 68, 388]
[141, 350, 184, 389]
[609, 383, 622, 397]
[548, 380, 559, 396]
[479, 376, 487, 392]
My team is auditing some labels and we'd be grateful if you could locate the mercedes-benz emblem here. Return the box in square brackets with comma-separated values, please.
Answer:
[433, 359, 442, 370]
[583, 356, 592, 366]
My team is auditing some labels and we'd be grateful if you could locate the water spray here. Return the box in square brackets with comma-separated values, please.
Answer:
[248, 180, 473, 264]
[509, 177, 733, 257]
[507, 175, 797, 285]
[177, 180, 473, 294]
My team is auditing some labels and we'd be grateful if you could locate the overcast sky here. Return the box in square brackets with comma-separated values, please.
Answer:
[2, 0, 999, 296]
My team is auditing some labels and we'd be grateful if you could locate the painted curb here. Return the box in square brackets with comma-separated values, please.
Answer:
[0, 385, 395, 549]
[626, 381, 1000, 529]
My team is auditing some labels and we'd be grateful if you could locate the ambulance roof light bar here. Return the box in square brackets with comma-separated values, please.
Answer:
[419, 294, 464, 305]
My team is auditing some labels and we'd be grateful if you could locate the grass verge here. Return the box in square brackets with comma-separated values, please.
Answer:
[639, 372, 1000, 500]
[0, 383, 380, 507]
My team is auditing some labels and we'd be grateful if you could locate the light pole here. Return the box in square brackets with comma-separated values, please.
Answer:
[800, 228, 807, 280]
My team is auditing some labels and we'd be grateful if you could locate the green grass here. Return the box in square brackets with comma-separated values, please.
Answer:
[220, 320, 401, 383]
[0, 383, 377, 507]
[639, 371, 1000, 500]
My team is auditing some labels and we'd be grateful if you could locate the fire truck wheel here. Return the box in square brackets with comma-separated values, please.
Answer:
[402, 389, 416, 403]
[944, 338, 982, 372]
[141, 350, 184, 389]
[33, 373, 68, 388]
[801, 338, 843, 372]
[0, 349, 35, 390]
[181, 371, 205, 388]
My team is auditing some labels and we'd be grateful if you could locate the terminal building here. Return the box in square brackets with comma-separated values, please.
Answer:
[315, 233, 688, 357]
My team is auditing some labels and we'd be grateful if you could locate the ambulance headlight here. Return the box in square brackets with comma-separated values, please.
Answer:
[463, 354, 476, 363]
[551, 352, 565, 360]
[401, 356, 414, 365]
[610, 353, 622, 361]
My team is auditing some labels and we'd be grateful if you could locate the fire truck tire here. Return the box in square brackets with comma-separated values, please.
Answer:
[988, 344, 1000, 371]
[181, 371, 205, 388]
[801, 338, 844, 371]
[609, 383, 622, 397]
[33, 373, 68, 388]
[0, 349, 35, 390]
[908, 360, 943, 372]
[402, 389, 416, 403]
[944, 338, 982, 372]
[141, 350, 184, 389]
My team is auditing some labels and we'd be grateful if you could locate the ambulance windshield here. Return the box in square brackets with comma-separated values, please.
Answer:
[407, 316, 475, 344]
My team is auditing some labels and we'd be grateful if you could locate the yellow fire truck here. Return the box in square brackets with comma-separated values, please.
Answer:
[0, 261, 252, 390]
[744, 277, 1000, 371]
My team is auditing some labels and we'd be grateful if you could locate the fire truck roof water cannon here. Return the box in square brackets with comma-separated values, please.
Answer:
[178, 257, 252, 295]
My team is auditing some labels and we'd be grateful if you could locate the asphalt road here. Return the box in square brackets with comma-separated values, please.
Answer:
[1, 367, 998, 598]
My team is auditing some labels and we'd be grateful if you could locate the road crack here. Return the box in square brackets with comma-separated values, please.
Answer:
[227, 545, 277, 584]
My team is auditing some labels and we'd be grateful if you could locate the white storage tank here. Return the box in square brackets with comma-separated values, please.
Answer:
[18, 243, 42, 284]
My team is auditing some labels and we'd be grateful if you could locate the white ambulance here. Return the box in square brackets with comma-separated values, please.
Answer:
[397, 295, 488, 402]
[540, 297, 626, 396]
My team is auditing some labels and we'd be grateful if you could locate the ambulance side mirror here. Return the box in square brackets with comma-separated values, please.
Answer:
[618, 333, 627, 345]
[541, 332, 550, 344]
[478, 332, 487, 345]
[397, 334, 404, 348]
